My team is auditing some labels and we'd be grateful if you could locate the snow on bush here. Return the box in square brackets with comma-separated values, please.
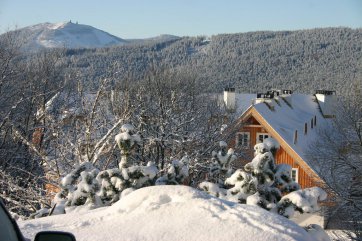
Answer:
[274, 164, 300, 192]
[56, 162, 101, 208]
[275, 187, 327, 218]
[42, 124, 158, 213]
[156, 156, 190, 185]
[53, 160, 158, 211]
[208, 141, 236, 185]
[115, 124, 141, 168]
[200, 138, 325, 219]
[263, 137, 280, 155]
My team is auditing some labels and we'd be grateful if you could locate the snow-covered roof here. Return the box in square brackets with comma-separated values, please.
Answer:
[217, 93, 255, 114]
[235, 93, 256, 114]
[234, 93, 333, 170]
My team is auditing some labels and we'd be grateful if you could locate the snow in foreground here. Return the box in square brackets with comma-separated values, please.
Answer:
[19, 185, 317, 241]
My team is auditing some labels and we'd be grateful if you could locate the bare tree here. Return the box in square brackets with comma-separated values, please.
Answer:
[308, 82, 362, 240]
[0, 29, 69, 217]
[117, 69, 227, 171]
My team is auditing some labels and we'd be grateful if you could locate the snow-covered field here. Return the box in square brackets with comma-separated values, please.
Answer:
[19, 186, 320, 241]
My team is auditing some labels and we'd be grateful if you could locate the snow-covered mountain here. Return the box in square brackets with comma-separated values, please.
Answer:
[15, 22, 127, 51]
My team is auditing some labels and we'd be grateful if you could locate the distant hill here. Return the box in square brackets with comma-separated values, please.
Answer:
[12, 22, 128, 51]
[57, 27, 361, 95]
[4, 22, 181, 51]
[126, 34, 181, 45]
[3, 24, 361, 95]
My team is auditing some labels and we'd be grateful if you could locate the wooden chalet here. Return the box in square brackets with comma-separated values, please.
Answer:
[222, 89, 336, 189]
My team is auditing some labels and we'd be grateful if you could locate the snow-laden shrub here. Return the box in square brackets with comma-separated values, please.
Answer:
[96, 168, 125, 204]
[208, 141, 236, 185]
[45, 124, 158, 213]
[275, 187, 327, 218]
[225, 169, 258, 202]
[156, 156, 190, 185]
[115, 124, 141, 168]
[54, 160, 158, 210]
[59, 162, 100, 207]
[97, 161, 158, 204]
[200, 138, 326, 219]
[274, 164, 300, 192]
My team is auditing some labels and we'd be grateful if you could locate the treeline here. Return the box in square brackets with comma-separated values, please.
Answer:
[46, 27, 361, 95]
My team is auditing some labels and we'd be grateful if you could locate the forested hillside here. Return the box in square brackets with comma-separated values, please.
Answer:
[58, 27, 361, 95]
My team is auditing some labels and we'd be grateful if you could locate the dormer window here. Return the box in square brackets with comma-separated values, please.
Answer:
[304, 123, 308, 135]
[314, 116, 317, 126]
[311, 119, 314, 129]
[294, 130, 298, 144]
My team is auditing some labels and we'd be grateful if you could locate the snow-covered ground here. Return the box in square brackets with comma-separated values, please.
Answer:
[18, 186, 321, 241]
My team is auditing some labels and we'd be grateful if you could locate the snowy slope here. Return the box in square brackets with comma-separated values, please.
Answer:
[127, 34, 181, 44]
[16, 22, 127, 50]
[18, 186, 316, 241]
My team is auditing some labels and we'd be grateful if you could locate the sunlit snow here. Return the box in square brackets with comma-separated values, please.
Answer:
[19, 185, 316, 241]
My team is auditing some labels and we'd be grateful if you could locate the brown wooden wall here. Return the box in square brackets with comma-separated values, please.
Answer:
[229, 115, 316, 189]
[275, 147, 314, 189]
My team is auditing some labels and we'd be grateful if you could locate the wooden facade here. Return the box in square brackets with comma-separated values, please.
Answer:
[275, 147, 314, 188]
[230, 107, 323, 189]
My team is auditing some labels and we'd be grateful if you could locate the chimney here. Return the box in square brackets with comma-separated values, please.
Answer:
[315, 90, 336, 118]
[280, 89, 293, 106]
[254, 92, 275, 111]
[224, 87, 236, 111]
[254, 92, 274, 104]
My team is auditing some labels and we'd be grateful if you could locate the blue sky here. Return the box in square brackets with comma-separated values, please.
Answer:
[0, 0, 361, 38]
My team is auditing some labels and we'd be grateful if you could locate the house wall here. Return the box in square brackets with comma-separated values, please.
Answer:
[275, 147, 315, 189]
[231, 115, 316, 189]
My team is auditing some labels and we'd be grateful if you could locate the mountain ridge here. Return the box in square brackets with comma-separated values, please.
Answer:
[11, 21, 128, 51]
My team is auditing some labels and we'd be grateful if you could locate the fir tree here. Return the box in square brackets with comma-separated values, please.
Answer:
[115, 124, 141, 168]
[200, 138, 326, 219]
[156, 156, 190, 185]
[208, 141, 236, 185]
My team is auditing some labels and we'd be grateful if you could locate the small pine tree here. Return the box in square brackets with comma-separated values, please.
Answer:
[96, 168, 125, 204]
[208, 141, 236, 185]
[52, 124, 158, 211]
[58, 162, 101, 208]
[156, 156, 190, 185]
[115, 124, 141, 168]
[200, 138, 326, 219]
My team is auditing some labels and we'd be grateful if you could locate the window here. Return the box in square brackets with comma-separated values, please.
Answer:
[311, 119, 314, 129]
[236, 132, 250, 148]
[291, 168, 299, 183]
[304, 123, 308, 135]
[294, 130, 298, 144]
[256, 133, 269, 143]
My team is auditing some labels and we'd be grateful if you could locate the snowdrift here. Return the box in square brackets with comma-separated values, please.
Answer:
[19, 185, 315, 241]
